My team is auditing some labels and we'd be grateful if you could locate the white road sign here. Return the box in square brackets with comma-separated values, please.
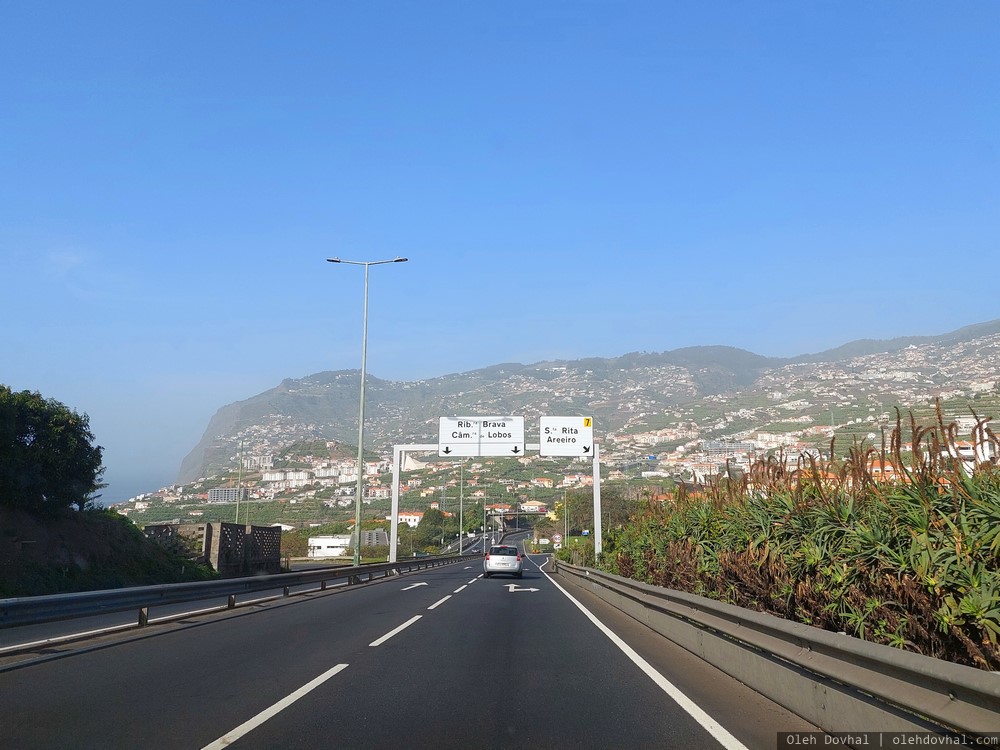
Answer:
[438, 416, 525, 457]
[438, 417, 481, 457]
[479, 416, 525, 456]
[539, 416, 594, 456]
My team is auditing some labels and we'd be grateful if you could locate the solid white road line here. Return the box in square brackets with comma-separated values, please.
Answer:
[428, 596, 451, 610]
[369, 615, 422, 647]
[542, 570, 749, 750]
[201, 663, 349, 750]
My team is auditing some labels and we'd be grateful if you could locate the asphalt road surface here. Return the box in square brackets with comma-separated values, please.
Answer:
[0, 541, 818, 749]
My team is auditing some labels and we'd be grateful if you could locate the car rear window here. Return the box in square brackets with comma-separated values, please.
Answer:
[490, 547, 517, 555]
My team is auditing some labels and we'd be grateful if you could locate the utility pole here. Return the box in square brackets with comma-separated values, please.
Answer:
[235, 438, 244, 525]
[563, 490, 568, 542]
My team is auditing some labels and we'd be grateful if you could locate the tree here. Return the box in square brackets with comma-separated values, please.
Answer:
[414, 507, 445, 549]
[0, 386, 105, 512]
[464, 501, 485, 534]
[601, 485, 639, 529]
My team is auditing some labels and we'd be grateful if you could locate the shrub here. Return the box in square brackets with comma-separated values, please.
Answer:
[598, 406, 1000, 669]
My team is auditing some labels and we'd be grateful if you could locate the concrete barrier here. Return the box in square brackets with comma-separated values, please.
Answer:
[554, 560, 1000, 737]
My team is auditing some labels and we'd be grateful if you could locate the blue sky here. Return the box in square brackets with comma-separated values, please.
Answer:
[2, 1, 998, 504]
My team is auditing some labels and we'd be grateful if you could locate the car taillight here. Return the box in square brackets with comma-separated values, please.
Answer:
[485, 553, 490, 560]
[516, 554, 521, 561]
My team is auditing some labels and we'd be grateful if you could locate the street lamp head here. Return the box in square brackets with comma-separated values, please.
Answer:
[326, 256, 407, 265]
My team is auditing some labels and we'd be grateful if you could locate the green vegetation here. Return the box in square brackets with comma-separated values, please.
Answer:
[0, 386, 219, 596]
[593, 407, 1000, 670]
[0, 507, 217, 597]
[279, 439, 336, 458]
[0, 386, 105, 513]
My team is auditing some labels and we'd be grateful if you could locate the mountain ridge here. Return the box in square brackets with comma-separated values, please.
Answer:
[177, 319, 1000, 483]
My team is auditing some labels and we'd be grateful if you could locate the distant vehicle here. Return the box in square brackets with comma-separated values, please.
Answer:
[483, 545, 523, 578]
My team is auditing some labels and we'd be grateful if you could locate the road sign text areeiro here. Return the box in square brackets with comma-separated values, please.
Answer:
[539, 416, 594, 457]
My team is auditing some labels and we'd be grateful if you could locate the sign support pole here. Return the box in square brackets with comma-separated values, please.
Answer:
[593, 442, 602, 557]
[390, 443, 436, 563]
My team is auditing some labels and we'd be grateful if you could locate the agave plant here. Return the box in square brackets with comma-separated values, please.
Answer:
[599, 400, 1000, 670]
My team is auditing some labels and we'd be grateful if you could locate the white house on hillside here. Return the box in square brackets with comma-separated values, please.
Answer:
[398, 511, 424, 528]
[308, 534, 353, 558]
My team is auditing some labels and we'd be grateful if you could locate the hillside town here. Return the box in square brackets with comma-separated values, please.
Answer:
[117, 331, 1000, 529]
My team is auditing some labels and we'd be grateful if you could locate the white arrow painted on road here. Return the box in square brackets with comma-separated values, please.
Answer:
[505, 584, 539, 593]
[402, 582, 428, 591]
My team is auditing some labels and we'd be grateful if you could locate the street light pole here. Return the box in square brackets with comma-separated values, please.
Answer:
[327, 256, 407, 566]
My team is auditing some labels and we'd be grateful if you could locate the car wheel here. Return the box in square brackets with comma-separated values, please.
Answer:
[516, 572, 523, 579]
[484, 572, 490, 578]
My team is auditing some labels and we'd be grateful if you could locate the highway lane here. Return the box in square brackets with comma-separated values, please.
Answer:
[0, 574, 354, 652]
[0, 553, 817, 749]
[0, 545, 499, 652]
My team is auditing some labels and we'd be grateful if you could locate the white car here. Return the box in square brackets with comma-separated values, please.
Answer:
[483, 545, 523, 578]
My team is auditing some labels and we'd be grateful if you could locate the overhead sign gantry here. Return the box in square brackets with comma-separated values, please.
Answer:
[391, 415, 602, 563]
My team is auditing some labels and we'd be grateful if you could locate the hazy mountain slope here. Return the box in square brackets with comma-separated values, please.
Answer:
[177, 321, 1000, 482]
[790, 319, 1000, 363]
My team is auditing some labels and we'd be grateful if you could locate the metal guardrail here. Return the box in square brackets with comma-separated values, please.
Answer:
[1, 554, 480, 631]
[555, 560, 1000, 738]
